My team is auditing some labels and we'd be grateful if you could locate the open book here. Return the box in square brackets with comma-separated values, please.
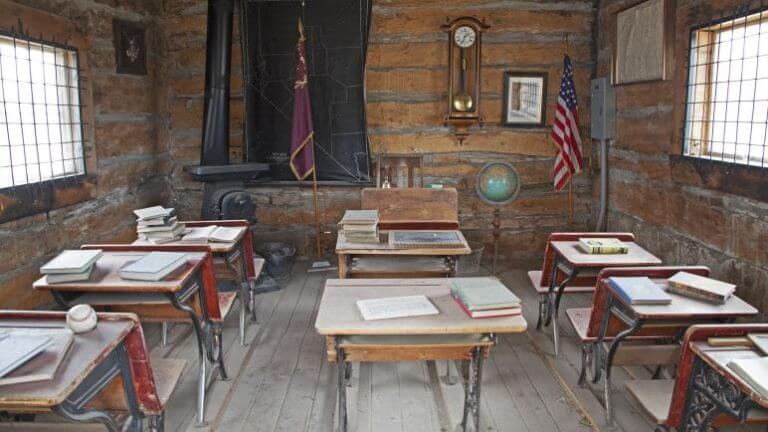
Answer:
[181, 226, 242, 243]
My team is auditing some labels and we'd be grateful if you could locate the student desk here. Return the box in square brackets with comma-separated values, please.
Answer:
[315, 278, 527, 432]
[598, 279, 757, 423]
[134, 220, 264, 346]
[335, 230, 471, 279]
[541, 240, 662, 356]
[33, 247, 224, 426]
[0, 311, 181, 432]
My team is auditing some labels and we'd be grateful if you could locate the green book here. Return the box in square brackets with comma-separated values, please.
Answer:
[450, 278, 520, 311]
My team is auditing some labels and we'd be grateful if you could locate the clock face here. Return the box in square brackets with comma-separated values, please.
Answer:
[454, 26, 476, 48]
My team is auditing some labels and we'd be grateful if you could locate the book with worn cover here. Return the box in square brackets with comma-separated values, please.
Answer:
[44, 265, 94, 283]
[578, 238, 629, 254]
[119, 252, 188, 281]
[450, 278, 520, 311]
[0, 328, 74, 386]
[608, 276, 672, 305]
[451, 294, 521, 318]
[133, 206, 175, 220]
[180, 226, 242, 243]
[0, 334, 54, 380]
[340, 210, 379, 225]
[356, 295, 439, 321]
[389, 231, 464, 249]
[728, 357, 768, 399]
[140, 224, 185, 239]
[748, 334, 768, 355]
[667, 271, 735, 304]
[137, 221, 181, 233]
[138, 215, 177, 227]
[40, 249, 103, 275]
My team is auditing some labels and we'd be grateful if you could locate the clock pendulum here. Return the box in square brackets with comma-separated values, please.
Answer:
[453, 48, 474, 112]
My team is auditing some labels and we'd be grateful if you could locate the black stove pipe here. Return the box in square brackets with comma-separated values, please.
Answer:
[200, 0, 234, 166]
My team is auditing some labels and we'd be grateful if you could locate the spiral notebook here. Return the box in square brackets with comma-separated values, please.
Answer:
[388, 231, 464, 249]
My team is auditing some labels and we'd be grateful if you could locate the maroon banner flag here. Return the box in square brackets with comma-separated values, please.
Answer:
[289, 19, 315, 181]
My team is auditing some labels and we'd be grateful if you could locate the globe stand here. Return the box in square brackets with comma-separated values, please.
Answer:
[492, 208, 501, 275]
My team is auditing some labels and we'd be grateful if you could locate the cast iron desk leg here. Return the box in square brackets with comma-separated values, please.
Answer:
[336, 343, 348, 432]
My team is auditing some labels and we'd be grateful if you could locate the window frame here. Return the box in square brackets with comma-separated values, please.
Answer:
[0, 0, 95, 224]
[682, 8, 768, 167]
[0, 30, 88, 192]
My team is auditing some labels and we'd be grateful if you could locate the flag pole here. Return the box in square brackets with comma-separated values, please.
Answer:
[311, 167, 322, 258]
[568, 178, 573, 226]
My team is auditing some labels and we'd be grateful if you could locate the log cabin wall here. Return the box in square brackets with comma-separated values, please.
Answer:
[163, 0, 597, 263]
[0, 0, 167, 308]
[596, 0, 768, 315]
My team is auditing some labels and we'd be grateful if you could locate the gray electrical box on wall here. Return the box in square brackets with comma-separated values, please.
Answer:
[591, 77, 616, 139]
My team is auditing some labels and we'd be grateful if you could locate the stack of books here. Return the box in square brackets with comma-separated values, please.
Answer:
[134, 206, 184, 244]
[578, 237, 629, 254]
[450, 278, 522, 318]
[339, 210, 379, 244]
[667, 271, 735, 304]
[40, 249, 103, 283]
[119, 251, 188, 281]
[181, 225, 241, 244]
[607, 276, 672, 305]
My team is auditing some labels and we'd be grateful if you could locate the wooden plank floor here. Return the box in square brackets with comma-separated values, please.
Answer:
[139, 261, 753, 432]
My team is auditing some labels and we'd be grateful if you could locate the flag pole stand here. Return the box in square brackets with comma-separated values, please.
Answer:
[567, 178, 574, 226]
[311, 168, 322, 258]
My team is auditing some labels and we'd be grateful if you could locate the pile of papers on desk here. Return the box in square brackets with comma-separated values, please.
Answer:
[135, 206, 184, 244]
[450, 278, 521, 318]
[339, 210, 379, 244]
[40, 249, 102, 283]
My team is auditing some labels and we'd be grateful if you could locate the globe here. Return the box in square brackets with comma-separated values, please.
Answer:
[475, 162, 521, 206]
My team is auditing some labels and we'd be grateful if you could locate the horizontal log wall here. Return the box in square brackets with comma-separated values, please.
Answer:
[164, 0, 597, 263]
[596, 0, 768, 316]
[0, 0, 167, 308]
[368, 0, 596, 265]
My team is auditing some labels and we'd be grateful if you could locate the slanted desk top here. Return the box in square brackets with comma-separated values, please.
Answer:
[691, 341, 768, 408]
[33, 251, 207, 293]
[315, 278, 527, 336]
[335, 230, 471, 256]
[133, 226, 246, 254]
[0, 318, 133, 408]
[612, 279, 758, 320]
[550, 240, 661, 267]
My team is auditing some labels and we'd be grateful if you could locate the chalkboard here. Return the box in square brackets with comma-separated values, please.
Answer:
[240, 0, 372, 182]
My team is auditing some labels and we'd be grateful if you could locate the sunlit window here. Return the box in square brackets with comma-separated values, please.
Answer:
[684, 10, 768, 167]
[0, 33, 84, 189]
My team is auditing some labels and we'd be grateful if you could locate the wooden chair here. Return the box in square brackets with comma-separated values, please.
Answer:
[565, 265, 710, 386]
[0, 311, 185, 432]
[530, 232, 636, 330]
[360, 187, 459, 230]
[626, 324, 768, 431]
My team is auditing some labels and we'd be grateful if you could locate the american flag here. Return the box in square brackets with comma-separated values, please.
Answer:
[551, 55, 584, 191]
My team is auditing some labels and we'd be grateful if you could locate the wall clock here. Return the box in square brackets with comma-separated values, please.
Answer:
[442, 17, 488, 144]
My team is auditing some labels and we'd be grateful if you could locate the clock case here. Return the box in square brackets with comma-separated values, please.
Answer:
[442, 17, 489, 142]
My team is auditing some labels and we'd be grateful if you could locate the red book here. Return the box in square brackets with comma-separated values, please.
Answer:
[452, 294, 521, 319]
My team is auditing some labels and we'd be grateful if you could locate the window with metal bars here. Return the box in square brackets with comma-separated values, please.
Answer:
[0, 32, 85, 190]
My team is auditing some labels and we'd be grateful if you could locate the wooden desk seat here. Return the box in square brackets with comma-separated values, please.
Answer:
[350, 256, 451, 278]
[73, 291, 238, 325]
[337, 334, 493, 362]
[4, 355, 184, 430]
[528, 270, 593, 294]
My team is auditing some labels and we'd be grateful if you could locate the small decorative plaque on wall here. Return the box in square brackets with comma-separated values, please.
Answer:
[614, 0, 673, 84]
[113, 19, 146, 75]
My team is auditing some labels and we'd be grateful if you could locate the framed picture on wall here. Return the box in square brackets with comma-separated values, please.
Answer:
[501, 71, 547, 127]
[113, 19, 147, 75]
[613, 0, 674, 84]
